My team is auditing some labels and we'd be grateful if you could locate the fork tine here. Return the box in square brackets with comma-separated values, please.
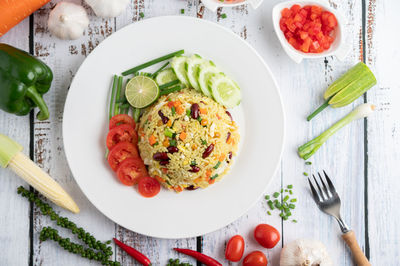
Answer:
[313, 174, 327, 200]
[308, 178, 321, 202]
[323, 170, 337, 194]
[318, 172, 332, 198]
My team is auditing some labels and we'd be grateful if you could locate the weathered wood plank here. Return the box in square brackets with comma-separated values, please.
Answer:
[0, 18, 31, 265]
[365, 0, 400, 264]
[31, 1, 116, 265]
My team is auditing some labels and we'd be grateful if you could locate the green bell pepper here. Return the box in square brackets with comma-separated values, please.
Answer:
[0, 43, 53, 120]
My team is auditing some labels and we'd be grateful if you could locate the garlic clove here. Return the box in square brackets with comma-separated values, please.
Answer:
[280, 239, 334, 266]
[85, 0, 130, 18]
[48, 2, 89, 40]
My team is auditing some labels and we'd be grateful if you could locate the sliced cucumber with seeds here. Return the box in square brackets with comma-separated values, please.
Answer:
[155, 68, 177, 86]
[171, 56, 189, 86]
[198, 61, 221, 97]
[185, 54, 204, 91]
[209, 73, 241, 108]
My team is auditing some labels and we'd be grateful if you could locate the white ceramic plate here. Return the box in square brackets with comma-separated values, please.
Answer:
[63, 16, 285, 239]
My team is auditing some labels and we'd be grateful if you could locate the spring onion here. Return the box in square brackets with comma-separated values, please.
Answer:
[122, 50, 184, 76]
[299, 103, 375, 160]
[108, 75, 118, 120]
[152, 62, 169, 78]
[160, 85, 182, 95]
[159, 79, 180, 90]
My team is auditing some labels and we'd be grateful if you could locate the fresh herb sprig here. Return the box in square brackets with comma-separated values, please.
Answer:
[167, 258, 193, 266]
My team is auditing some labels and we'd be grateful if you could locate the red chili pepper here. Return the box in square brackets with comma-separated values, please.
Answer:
[173, 248, 222, 266]
[113, 238, 151, 266]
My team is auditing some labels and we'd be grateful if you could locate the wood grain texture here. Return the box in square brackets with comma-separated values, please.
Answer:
[365, 0, 400, 264]
[0, 18, 31, 265]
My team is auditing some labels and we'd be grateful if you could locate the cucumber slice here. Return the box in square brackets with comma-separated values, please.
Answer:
[198, 61, 220, 97]
[171, 56, 189, 86]
[185, 54, 204, 91]
[155, 68, 177, 85]
[209, 73, 241, 108]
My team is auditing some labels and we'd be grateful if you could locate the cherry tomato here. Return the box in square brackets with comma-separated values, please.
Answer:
[254, 224, 280, 249]
[116, 158, 148, 186]
[107, 142, 139, 171]
[106, 124, 138, 150]
[242, 251, 267, 266]
[225, 235, 245, 262]
[109, 114, 136, 130]
[138, 177, 161, 198]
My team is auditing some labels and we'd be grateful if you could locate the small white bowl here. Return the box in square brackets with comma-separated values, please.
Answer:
[202, 0, 263, 12]
[272, 0, 349, 63]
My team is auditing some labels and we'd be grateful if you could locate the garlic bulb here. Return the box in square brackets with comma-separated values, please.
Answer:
[85, 0, 129, 18]
[280, 239, 334, 266]
[48, 2, 89, 40]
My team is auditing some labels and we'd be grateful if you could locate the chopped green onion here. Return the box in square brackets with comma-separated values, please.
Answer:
[191, 160, 197, 166]
[160, 85, 182, 95]
[289, 190, 293, 195]
[180, 9, 185, 14]
[285, 189, 288, 192]
[201, 139, 207, 145]
[109, 75, 118, 120]
[280, 188, 284, 193]
[267, 211, 271, 215]
[286, 211, 292, 217]
[283, 216, 288, 220]
[159, 79, 180, 90]
[152, 142, 159, 146]
[283, 195, 289, 202]
[289, 204, 296, 209]
[273, 192, 280, 198]
[152, 62, 169, 78]
[186, 109, 191, 117]
[197, 116, 202, 122]
[210, 174, 219, 180]
[303, 172, 309, 176]
[305, 161, 312, 165]
[122, 50, 185, 76]
[287, 184, 293, 189]
[265, 195, 270, 200]
[290, 198, 297, 203]
[169, 139, 177, 147]
[213, 162, 221, 169]
[171, 106, 176, 116]
[164, 128, 174, 138]
[292, 219, 298, 223]
[133, 108, 141, 123]
[139, 12, 144, 18]
[221, 13, 227, 19]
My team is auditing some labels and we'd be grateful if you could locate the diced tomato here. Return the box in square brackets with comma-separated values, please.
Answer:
[109, 114, 135, 130]
[116, 157, 148, 186]
[280, 4, 337, 54]
[107, 142, 139, 172]
[106, 124, 138, 150]
[281, 8, 292, 18]
[138, 177, 161, 198]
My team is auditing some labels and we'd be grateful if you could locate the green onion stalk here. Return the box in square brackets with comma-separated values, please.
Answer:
[307, 62, 377, 121]
[299, 103, 375, 160]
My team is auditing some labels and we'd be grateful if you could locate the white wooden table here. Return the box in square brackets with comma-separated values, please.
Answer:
[0, 0, 399, 265]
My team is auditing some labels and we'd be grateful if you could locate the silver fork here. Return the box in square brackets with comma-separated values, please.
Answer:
[308, 171, 371, 266]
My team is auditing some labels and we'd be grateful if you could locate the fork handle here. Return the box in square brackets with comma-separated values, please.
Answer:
[342, 231, 371, 266]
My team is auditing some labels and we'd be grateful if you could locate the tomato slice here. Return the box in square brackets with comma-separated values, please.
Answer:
[138, 177, 161, 198]
[106, 124, 138, 150]
[109, 114, 136, 130]
[116, 158, 148, 186]
[107, 142, 139, 172]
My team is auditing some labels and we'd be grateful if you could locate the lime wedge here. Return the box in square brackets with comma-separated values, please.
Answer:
[155, 68, 177, 85]
[125, 76, 160, 108]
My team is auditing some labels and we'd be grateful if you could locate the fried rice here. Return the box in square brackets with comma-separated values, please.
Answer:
[137, 88, 239, 192]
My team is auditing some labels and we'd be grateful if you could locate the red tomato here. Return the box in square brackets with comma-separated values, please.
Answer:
[225, 235, 245, 262]
[254, 224, 280, 249]
[279, 4, 337, 53]
[107, 142, 139, 171]
[106, 124, 138, 150]
[109, 114, 136, 130]
[116, 158, 148, 186]
[138, 177, 161, 198]
[242, 251, 267, 266]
